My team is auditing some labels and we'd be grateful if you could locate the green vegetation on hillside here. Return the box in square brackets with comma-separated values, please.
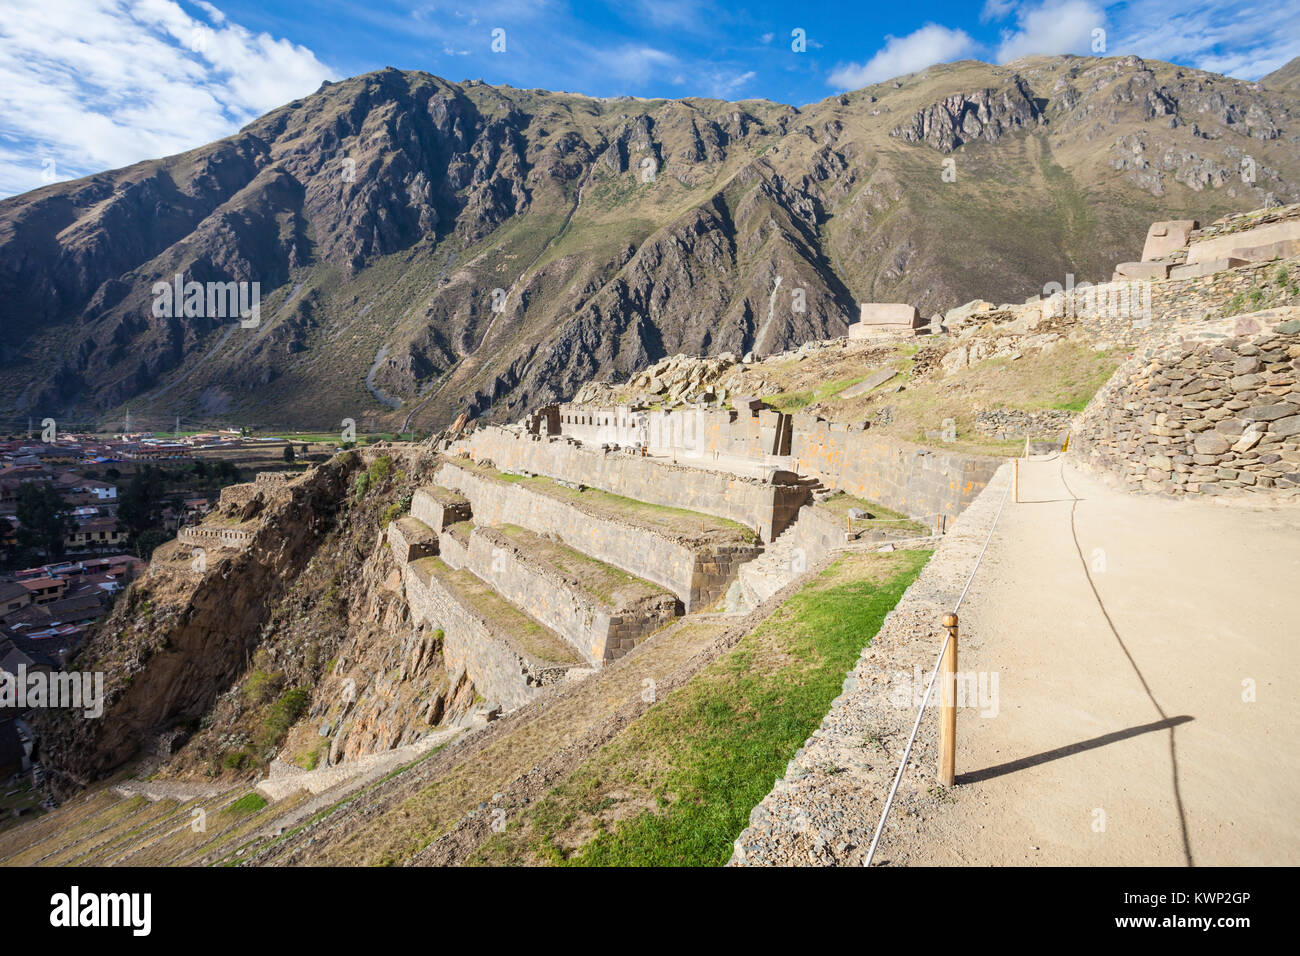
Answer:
[470, 549, 930, 866]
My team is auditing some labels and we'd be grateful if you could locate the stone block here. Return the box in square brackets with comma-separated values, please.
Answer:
[848, 303, 922, 339]
[1141, 219, 1197, 261]
[1113, 261, 1171, 281]
[1194, 434, 1231, 455]
[1168, 257, 1250, 280]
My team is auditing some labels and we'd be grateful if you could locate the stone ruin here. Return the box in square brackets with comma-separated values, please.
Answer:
[847, 303, 926, 340]
[1115, 203, 1300, 282]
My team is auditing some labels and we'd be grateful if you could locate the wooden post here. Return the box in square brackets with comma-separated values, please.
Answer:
[1014, 458, 1019, 503]
[939, 612, 959, 787]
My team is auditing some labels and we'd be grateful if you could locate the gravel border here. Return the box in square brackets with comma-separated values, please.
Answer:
[728, 462, 1014, 866]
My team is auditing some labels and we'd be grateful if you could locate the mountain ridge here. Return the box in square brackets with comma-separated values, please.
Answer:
[2, 53, 1298, 431]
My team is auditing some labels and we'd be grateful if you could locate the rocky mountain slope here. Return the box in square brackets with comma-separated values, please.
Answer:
[2, 55, 1298, 431]
[34, 447, 478, 797]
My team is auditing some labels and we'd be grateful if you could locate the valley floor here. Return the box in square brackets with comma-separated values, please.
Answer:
[876, 456, 1300, 866]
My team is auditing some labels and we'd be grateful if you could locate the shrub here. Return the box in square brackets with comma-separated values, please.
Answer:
[243, 659, 284, 706]
[368, 455, 393, 486]
[255, 687, 311, 753]
[222, 751, 250, 770]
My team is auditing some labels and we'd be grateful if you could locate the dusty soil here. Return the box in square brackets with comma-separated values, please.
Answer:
[879, 456, 1300, 866]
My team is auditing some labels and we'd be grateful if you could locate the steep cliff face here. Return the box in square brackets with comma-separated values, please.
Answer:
[890, 75, 1045, 151]
[2, 56, 1298, 431]
[36, 447, 478, 796]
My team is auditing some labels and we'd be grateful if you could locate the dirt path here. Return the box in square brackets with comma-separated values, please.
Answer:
[880, 456, 1300, 866]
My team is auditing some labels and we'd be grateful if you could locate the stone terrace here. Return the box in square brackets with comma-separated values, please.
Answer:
[429, 457, 762, 611]
[406, 556, 581, 710]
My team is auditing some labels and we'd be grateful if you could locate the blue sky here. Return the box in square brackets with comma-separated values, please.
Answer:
[2, 0, 1298, 197]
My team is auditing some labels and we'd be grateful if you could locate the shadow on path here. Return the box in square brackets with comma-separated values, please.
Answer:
[960, 715, 1194, 784]
[1058, 461, 1197, 866]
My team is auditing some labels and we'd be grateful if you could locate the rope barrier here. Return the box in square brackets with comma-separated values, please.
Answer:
[863, 462, 1014, 867]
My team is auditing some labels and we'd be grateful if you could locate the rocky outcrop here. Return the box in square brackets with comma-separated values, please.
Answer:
[890, 76, 1044, 152]
[36, 458, 358, 795]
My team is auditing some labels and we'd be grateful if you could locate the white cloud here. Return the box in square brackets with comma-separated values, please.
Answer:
[593, 45, 678, 86]
[1106, 0, 1300, 81]
[705, 70, 756, 99]
[828, 24, 977, 89]
[981, 0, 1019, 23]
[0, 0, 336, 199]
[995, 0, 1105, 63]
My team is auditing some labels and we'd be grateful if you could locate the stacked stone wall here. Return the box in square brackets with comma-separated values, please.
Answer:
[464, 528, 678, 663]
[789, 421, 1000, 520]
[1053, 256, 1300, 348]
[433, 462, 759, 610]
[404, 561, 571, 710]
[1071, 309, 1300, 496]
[556, 403, 791, 459]
[452, 426, 805, 542]
[410, 487, 472, 531]
[974, 409, 1076, 441]
[177, 525, 254, 549]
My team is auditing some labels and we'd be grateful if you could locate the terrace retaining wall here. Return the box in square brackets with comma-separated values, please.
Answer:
[451, 426, 805, 542]
[432, 462, 759, 611]
[404, 560, 570, 710]
[788, 421, 1001, 521]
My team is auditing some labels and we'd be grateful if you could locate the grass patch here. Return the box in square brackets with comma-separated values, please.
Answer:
[816, 491, 929, 536]
[765, 377, 869, 413]
[472, 549, 930, 866]
[225, 792, 268, 816]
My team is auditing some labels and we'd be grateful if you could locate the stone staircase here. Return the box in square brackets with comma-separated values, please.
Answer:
[729, 519, 809, 612]
[256, 726, 463, 802]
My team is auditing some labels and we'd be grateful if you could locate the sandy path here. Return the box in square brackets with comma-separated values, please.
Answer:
[882, 455, 1300, 866]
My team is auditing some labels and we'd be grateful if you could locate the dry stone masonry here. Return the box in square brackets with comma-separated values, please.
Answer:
[1071, 308, 1300, 496]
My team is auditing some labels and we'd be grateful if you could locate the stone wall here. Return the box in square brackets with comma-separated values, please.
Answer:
[778, 504, 847, 573]
[432, 461, 760, 610]
[1053, 256, 1300, 349]
[409, 486, 471, 531]
[464, 527, 679, 663]
[1070, 308, 1300, 496]
[556, 403, 792, 460]
[974, 408, 1076, 441]
[386, 517, 438, 565]
[176, 525, 254, 549]
[452, 425, 806, 542]
[788, 419, 1001, 520]
[404, 558, 572, 710]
